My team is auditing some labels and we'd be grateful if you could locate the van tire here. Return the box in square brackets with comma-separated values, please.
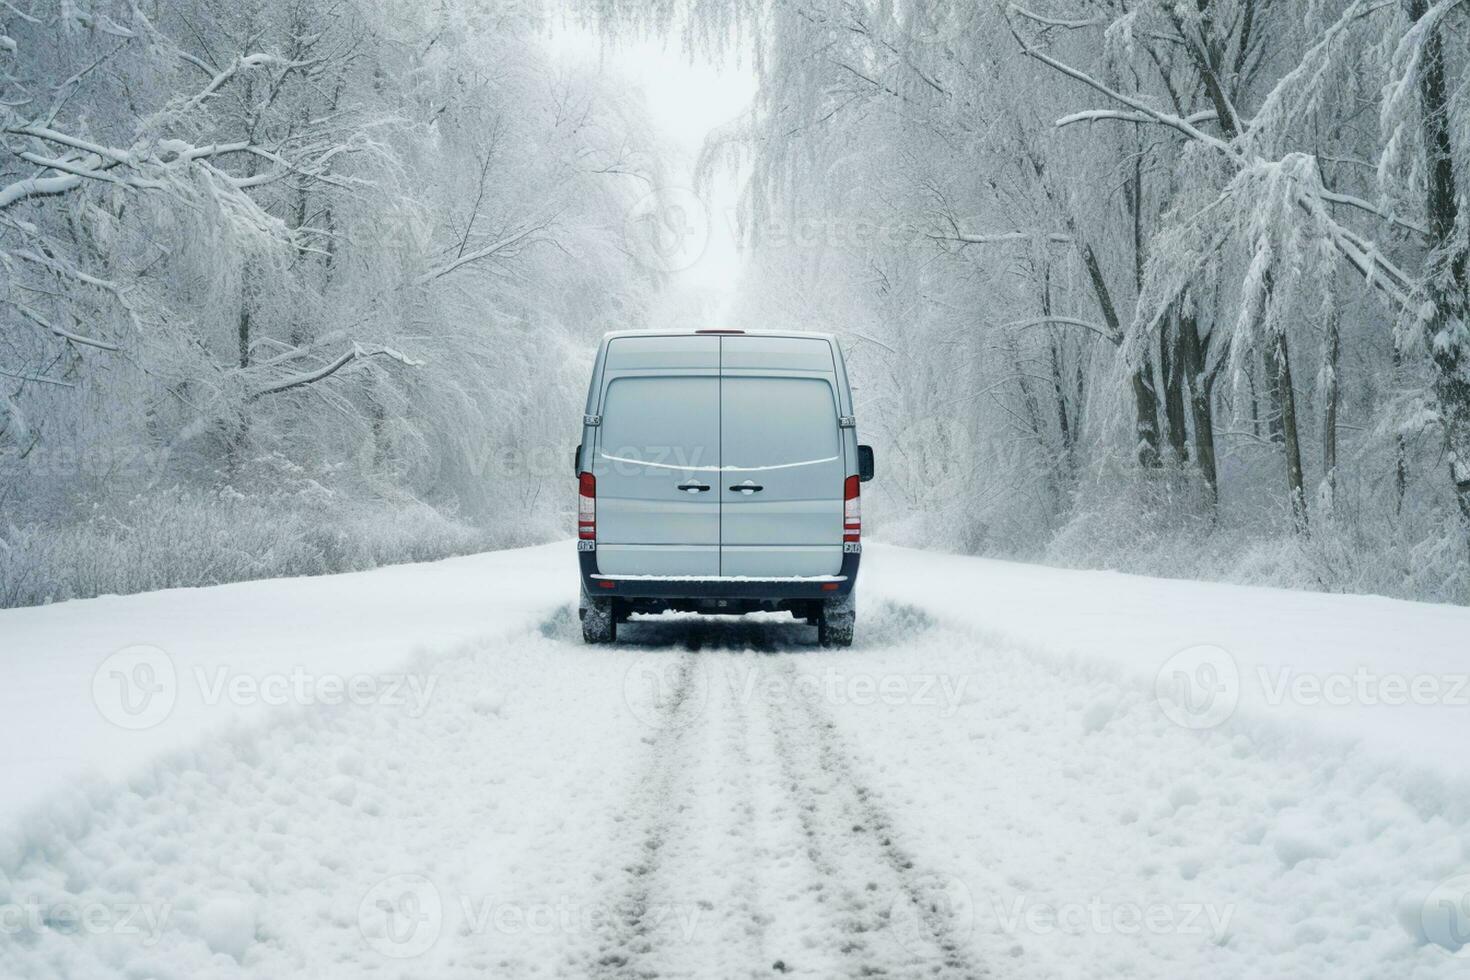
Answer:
[817, 594, 854, 648]
[581, 594, 617, 644]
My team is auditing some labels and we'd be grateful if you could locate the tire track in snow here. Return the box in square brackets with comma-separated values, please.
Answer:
[586, 640, 782, 979]
[587, 649, 704, 976]
[764, 658, 987, 979]
[582, 617, 812, 978]
[582, 609, 984, 978]
[714, 652, 773, 966]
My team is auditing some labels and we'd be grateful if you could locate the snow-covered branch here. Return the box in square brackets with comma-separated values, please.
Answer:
[177, 53, 302, 114]
[1006, 12, 1234, 154]
[0, 171, 85, 209]
[1009, 5, 1106, 30]
[1056, 109, 1219, 129]
[411, 222, 554, 286]
[1317, 189, 1429, 238]
[1003, 316, 1114, 340]
[934, 230, 1074, 246]
[250, 345, 424, 399]
[8, 301, 120, 351]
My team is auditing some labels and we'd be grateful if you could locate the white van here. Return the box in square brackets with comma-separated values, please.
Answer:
[574, 329, 874, 645]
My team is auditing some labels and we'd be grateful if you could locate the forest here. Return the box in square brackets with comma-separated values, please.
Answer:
[4, 0, 1470, 605]
[0, 0, 670, 605]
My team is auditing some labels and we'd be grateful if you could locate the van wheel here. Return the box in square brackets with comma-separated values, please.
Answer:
[817, 594, 854, 648]
[581, 595, 617, 644]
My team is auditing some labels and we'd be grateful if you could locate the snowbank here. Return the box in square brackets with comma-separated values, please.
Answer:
[864, 543, 1470, 782]
[0, 542, 570, 856]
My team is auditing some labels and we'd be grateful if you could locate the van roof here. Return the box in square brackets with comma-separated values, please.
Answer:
[600, 329, 838, 344]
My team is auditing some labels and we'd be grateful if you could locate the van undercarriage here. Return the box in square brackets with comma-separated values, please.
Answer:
[577, 548, 859, 645]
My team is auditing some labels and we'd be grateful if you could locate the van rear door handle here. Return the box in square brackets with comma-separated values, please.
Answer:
[729, 483, 764, 494]
[677, 480, 711, 493]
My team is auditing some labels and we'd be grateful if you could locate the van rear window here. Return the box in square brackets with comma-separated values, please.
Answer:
[600, 377, 719, 470]
[721, 378, 839, 470]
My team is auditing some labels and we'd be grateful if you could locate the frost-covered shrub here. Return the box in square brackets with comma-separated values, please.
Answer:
[1039, 454, 1470, 604]
[1045, 466, 1232, 581]
[0, 483, 561, 609]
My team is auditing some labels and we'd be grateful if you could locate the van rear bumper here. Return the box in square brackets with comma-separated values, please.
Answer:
[578, 547, 859, 600]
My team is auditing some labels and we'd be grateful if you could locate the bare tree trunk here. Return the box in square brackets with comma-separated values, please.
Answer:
[1272, 330, 1309, 531]
[370, 395, 388, 468]
[1004, 333, 1062, 510]
[1390, 340, 1409, 515]
[1179, 306, 1218, 506]
[1049, 336, 1077, 477]
[1263, 341, 1285, 445]
[1247, 369, 1261, 439]
[1131, 369, 1162, 468]
[1120, 136, 1162, 470]
[1321, 307, 1340, 516]
[1160, 316, 1190, 463]
[1040, 268, 1078, 480]
[237, 297, 251, 370]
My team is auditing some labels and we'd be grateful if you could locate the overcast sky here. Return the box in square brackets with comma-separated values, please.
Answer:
[542, 24, 757, 318]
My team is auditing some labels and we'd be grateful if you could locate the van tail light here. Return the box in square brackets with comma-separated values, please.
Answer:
[843, 474, 860, 543]
[578, 472, 596, 540]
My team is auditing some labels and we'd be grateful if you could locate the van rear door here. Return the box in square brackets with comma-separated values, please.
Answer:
[593, 336, 720, 576]
[719, 338, 845, 577]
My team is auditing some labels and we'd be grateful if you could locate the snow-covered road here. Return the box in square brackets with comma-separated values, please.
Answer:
[4, 544, 1470, 978]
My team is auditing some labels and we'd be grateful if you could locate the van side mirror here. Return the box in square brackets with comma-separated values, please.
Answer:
[574, 444, 582, 476]
[858, 445, 875, 482]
